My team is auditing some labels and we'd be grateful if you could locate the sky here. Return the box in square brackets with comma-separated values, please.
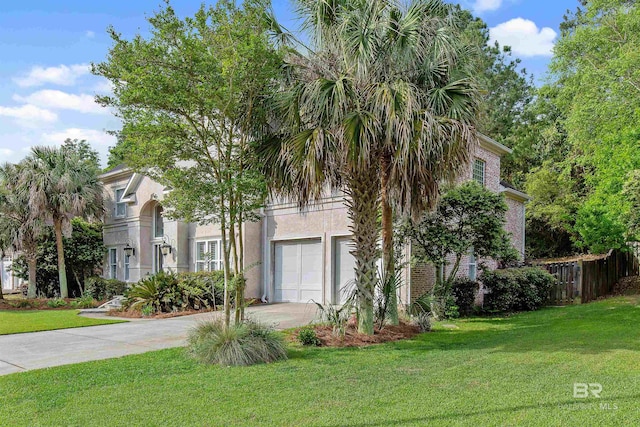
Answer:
[0, 0, 577, 167]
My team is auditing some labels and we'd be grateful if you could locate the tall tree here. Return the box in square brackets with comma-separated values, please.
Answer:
[264, 0, 481, 333]
[93, 0, 280, 326]
[21, 141, 103, 298]
[0, 162, 42, 298]
[526, 0, 640, 254]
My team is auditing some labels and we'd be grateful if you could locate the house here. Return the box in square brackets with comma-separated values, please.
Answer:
[1, 252, 21, 293]
[99, 134, 528, 305]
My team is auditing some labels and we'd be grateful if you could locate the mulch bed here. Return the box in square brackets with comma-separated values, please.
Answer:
[296, 321, 422, 348]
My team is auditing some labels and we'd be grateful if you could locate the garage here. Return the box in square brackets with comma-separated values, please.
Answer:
[273, 239, 323, 303]
[334, 237, 356, 304]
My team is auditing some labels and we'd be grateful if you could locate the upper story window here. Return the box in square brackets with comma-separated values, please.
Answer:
[154, 205, 164, 238]
[114, 188, 126, 218]
[473, 159, 486, 186]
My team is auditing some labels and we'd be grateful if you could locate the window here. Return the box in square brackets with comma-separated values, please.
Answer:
[124, 250, 130, 281]
[154, 205, 164, 238]
[196, 240, 222, 272]
[468, 250, 477, 282]
[114, 188, 126, 218]
[109, 248, 118, 279]
[153, 244, 164, 273]
[473, 159, 486, 186]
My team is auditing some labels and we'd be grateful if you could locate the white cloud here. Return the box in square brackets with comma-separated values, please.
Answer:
[0, 105, 58, 123]
[86, 30, 95, 38]
[0, 148, 14, 157]
[13, 64, 90, 88]
[42, 128, 116, 146]
[13, 90, 105, 114]
[93, 79, 114, 94]
[473, 0, 502, 13]
[489, 18, 557, 57]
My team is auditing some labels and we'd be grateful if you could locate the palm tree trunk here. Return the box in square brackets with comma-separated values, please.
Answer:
[347, 170, 380, 335]
[27, 257, 37, 299]
[53, 218, 69, 298]
[380, 153, 399, 325]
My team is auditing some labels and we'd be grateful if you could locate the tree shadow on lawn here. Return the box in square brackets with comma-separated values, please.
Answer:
[287, 297, 640, 359]
[314, 393, 640, 427]
[389, 298, 640, 355]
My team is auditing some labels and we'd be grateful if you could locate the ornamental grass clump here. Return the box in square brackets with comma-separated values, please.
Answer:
[187, 318, 287, 367]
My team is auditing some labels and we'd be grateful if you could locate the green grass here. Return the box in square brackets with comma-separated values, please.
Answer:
[0, 310, 124, 335]
[2, 297, 640, 426]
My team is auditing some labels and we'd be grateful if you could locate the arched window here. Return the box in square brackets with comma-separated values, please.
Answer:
[154, 205, 164, 238]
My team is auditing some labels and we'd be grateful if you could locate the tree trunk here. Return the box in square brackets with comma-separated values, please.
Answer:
[27, 257, 37, 299]
[238, 213, 246, 321]
[221, 223, 231, 328]
[347, 169, 381, 335]
[380, 153, 398, 325]
[53, 219, 69, 298]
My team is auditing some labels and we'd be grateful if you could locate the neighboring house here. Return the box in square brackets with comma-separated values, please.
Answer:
[1, 253, 21, 292]
[99, 135, 528, 305]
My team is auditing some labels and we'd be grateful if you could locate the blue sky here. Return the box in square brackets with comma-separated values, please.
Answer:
[0, 0, 577, 166]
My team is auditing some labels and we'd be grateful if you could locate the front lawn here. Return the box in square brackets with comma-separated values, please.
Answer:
[1, 297, 639, 425]
[0, 310, 124, 335]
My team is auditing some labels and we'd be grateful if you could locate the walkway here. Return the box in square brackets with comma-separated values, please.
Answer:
[0, 303, 317, 376]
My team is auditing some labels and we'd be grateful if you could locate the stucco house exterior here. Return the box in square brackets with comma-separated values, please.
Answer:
[99, 134, 528, 305]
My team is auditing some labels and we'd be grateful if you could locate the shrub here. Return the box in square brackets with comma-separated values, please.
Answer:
[410, 293, 458, 320]
[124, 271, 232, 313]
[412, 312, 432, 332]
[176, 271, 233, 308]
[11, 299, 34, 309]
[85, 277, 128, 301]
[70, 295, 96, 309]
[187, 319, 287, 366]
[47, 298, 67, 308]
[451, 278, 479, 317]
[297, 326, 321, 346]
[481, 267, 555, 313]
[314, 302, 352, 337]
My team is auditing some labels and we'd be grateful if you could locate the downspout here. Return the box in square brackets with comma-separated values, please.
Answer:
[260, 207, 269, 303]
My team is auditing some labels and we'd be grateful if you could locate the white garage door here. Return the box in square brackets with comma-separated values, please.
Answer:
[274, 239, 322, 303]
[334, 237, 356, 304]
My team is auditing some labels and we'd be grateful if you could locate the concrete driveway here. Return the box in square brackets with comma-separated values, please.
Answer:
[0, 303, 318, 376]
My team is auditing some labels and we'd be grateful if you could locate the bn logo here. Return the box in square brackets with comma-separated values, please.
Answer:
[573, 383, 602, 398]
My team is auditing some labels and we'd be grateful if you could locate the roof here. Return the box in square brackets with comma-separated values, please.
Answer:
[479, 134, 513, 156]
[500, 180, 531, 202]
[98, 163, 132, 181]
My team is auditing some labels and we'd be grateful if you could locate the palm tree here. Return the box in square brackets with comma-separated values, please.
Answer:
[264, 0, 481, 333]
[21, 144, 103, 298]
[0, 162, 42, 298]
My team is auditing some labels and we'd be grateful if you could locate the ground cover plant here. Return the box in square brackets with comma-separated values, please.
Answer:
[0, 310, 124, 335]
[1, 296, 638, 425]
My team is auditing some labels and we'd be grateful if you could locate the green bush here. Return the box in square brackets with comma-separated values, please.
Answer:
[187, 319, 287, 366]
[410, 293, 458, 320]
[177, 271, 234, 308]
[69, 295, 96, 309]
[412, 312, 432, 332]
[297, 326, 321, 346]
[451, 278, 479, 317]
[124, 271, 233, 313]
[481, 267, 555, 313]
[85, 277, 128, 301]
[47, 298, 67, 308]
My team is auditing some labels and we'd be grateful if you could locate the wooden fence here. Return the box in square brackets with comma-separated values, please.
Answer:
[534, 243, 640, 305]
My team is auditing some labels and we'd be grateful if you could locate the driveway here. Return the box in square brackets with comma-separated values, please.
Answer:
[0, 303, 317, 376]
